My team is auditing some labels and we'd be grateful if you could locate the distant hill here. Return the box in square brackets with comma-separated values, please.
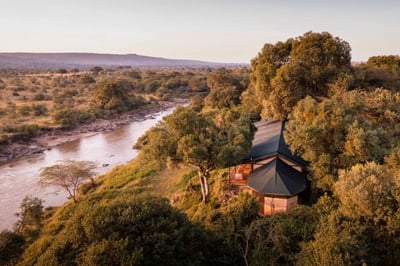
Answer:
[0, 53, 234, 70]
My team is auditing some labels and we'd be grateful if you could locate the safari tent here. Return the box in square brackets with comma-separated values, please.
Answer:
[230, 120, 307, 215]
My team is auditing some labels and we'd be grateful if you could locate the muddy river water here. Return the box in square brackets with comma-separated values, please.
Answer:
[0, 107, 175, 230]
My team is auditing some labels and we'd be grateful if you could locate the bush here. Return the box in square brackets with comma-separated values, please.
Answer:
[16, 124, 41, 139]
[23, 196, 207, 266]
[81, 75, 96, 84]
[32, 104, 48, 116]
[33, 93, 50, 101]
[56, 69, 68, 74]
[0, 230, 25, 265]
[53, 109, 95, 129]
[90, 66, 103, 74]
[18, 105, 32, 116]
[92, 80, 145, 112]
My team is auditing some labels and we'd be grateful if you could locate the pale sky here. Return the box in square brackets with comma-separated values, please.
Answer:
[0, 0, 399, 63]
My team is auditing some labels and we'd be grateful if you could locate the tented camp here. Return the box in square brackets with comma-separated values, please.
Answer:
[229, 120, 307, 215]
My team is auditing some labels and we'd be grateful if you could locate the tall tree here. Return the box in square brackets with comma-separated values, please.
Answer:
[205, 68, 249, 109]
[251, 31, 351, 119]
[14, 196, 44, 236]
[136, 106, 254, 203]
[285, 91, 387, 191]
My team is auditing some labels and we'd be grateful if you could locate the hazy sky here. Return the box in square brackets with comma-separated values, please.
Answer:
[0, 0, 399, 63]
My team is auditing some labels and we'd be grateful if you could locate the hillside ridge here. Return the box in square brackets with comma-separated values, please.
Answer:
[0, 52, 238, 69]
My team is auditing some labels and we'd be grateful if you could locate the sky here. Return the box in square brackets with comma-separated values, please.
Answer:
[0, 0, 399, 63]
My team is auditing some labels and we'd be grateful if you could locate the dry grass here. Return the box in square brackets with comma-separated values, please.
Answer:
[145, 164, 194, 197]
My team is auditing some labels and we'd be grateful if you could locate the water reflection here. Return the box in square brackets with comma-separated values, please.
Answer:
[56, 138, 82, 154]
[0, 107, 175, 229]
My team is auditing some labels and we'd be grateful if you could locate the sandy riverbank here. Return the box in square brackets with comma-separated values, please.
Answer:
[0, 100, 182, 163]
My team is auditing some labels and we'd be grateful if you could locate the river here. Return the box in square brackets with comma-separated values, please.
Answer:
[0, 107, 175, 230]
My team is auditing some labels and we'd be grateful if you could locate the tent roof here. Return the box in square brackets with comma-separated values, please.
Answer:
[243, 120, 306, 166]
[246, 158, 307, 197]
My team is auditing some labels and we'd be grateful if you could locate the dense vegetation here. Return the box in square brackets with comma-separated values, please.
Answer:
[2, 32, 400, 265]
[0, 67, 211, 150]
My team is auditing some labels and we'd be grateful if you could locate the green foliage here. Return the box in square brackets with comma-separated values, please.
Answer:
[81, 75, 96, 84]
[136, 106, 254, 203]
[367, 55, 400, 72]
[92, 80, 145, 112]
[0, 67, 215, 147]
[298, 211, 372, 266]
[21, 195, 207, 266]
[53, 108, 96, 129]
[97, 158, 161, 191]
[335, 162, 396, 220]
[297, 158, 400, 265]
[285, 89, 399, 191]
[18, 104, 31, 116]
[32, 104, 48, 116]
[0, 230, 25, 266]
[133, 126, 176, 165]
[251, 31, 351, 119]
[6, 124, 42, 140]
[188, 76, 208, 92]
[14, 196, 44, 241]
[205, 68, 249, 109]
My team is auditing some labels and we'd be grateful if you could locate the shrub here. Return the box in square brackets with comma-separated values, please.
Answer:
[53, 109, 95, 129]
[32, 104, 48, 116]
[18, 105, 32, 116]
[81, 75, 96, 84]
[0, 230, 25, 265]
[33, 93, 49, 101]
[56, 69, 68, 74]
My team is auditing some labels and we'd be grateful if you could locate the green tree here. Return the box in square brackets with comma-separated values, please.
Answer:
[92, 80, 143, 112]
[136, 106, 254, 203]
[285, 92, 387, 191]
[230, 205, 317, 266]
[53, 109, 95, 129]
[26, 196, 207, 266]
[251, 31, 351, 119]
[335, 162, 396, 221]
[298, 210, 371, 266]
[367, 55, 400, 72]
[92, 80, 130, 112]
[39, 160, 96, 203]
[205, 68, 248, 109]
[14, 196, 44, 240]
[298, 161, 400, 265]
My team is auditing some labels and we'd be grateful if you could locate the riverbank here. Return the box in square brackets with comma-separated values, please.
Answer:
[0, 100, 184, 163]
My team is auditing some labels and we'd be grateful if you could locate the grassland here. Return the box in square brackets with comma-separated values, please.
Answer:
[0, 67, 210, 161]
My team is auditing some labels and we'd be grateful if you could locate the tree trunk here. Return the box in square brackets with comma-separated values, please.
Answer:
[198, 170, 210, 203]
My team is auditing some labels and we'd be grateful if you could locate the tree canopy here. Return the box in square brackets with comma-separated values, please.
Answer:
[20, 195, 207, 266]
[92, 80, 144, 112]
[251, 31, 351, 119]
[39, 160, 97, 203]
[285, 89, 400, 191]
[135, 106, 254, 203]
